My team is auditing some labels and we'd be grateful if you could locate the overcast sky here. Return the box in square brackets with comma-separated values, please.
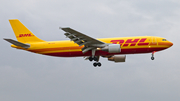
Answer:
[0, 0, 179, 101]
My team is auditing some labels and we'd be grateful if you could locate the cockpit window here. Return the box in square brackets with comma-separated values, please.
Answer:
[162, 39, 167, 41]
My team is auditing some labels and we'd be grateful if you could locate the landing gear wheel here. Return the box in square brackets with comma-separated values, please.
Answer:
[151, 57, 155, 60]
[89, 56, 98, 61]
[93, 62, 101, 67]
[89, 57, 93, 61]
[97, 62, 101, 67]
[93, 62, 97, 67]
[94, 57, 98, 61]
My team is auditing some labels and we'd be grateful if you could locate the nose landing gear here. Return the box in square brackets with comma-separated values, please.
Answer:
[151, 51, 155, 60]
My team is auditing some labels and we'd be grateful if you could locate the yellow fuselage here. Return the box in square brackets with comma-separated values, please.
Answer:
[12, 36, 173, 57]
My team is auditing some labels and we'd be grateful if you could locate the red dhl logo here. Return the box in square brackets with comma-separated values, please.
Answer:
[19, 33, 34, 37]
[111, 38, 149, 47]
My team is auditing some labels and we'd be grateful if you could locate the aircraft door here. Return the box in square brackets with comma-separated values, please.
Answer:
[148, 37, 157, 52]
[151, 37, 157, 45]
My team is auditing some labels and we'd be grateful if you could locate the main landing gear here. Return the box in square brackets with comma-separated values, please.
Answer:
[89, 56, 101, 67]
[88, 49, 102, 67]
[151, 51, 155, 60]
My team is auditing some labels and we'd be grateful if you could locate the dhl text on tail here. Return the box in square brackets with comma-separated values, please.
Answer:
[4, 19, 173, 67]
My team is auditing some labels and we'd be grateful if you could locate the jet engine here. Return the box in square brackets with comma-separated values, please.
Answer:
[108, 55, 126, 62]
[101, 44, 121, 53]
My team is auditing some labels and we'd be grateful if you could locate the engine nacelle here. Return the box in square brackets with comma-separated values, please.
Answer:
[101, 44, 121, 53]
[108, 55, 126, 62]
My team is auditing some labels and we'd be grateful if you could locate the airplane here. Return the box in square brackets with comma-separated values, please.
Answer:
[4, 19, 173, 67]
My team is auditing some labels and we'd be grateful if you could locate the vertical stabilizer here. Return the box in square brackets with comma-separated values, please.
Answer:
[9, 19, 45, 43]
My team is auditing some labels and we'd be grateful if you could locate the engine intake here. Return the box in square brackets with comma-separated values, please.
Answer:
[108, 55, 126, 62]
[101, 44, 121, 53]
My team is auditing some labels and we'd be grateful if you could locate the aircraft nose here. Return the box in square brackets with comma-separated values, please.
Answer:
[169, 42, 173, 47]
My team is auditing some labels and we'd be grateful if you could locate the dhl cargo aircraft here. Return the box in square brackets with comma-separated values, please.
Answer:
[4, 19, 173, 67]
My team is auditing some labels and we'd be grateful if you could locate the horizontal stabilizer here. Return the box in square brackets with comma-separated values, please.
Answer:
[4, 38, 30, 49]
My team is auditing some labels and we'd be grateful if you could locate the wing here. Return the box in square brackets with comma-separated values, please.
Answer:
[61, 27, 107, 53]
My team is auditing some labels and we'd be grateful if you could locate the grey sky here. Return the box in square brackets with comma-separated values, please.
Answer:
[0, 0, 179, 101]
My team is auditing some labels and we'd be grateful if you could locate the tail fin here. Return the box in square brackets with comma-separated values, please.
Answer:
[9, 19, 45, 43]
